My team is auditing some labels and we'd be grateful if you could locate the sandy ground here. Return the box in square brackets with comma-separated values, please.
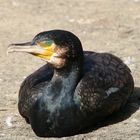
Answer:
[0, 0, 140, 139]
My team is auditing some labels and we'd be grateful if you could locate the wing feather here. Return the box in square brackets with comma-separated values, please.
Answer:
[75, 51, 134, 116]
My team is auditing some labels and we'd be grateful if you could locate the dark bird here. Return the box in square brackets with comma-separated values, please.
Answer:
[7, 30, 134, 137]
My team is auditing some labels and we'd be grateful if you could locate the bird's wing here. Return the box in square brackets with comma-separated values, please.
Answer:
[18, 63, 54, 120]
[75, 51, 134, 116]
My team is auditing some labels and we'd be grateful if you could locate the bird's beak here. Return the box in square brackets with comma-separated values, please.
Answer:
[7, 42, 55, 60]
[7, 42, 45, 54]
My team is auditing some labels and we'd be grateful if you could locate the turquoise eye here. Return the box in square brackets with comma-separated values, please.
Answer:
[38, 40, 54, 48]
[45, 40, 54, 46]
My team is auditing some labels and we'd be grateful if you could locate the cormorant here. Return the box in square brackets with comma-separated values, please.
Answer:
[7, 30, 134, 137]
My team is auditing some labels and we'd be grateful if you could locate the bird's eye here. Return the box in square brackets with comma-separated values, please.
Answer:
[38, 40, 54, 48]
[44, 40, 54, 46]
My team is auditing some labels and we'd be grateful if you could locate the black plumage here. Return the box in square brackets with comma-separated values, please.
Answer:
[8, 30, 134, 137]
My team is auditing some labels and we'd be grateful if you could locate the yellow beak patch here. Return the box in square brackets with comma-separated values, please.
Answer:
[36, 42, 55, 60]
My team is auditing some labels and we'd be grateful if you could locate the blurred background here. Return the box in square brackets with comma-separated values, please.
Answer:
[0, 0, 140, 139]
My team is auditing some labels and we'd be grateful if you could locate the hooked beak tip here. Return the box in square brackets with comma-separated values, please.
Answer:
[7, 44, 15, 55]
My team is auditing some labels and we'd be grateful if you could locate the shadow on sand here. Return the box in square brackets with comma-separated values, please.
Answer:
[83, 87, 140, 133]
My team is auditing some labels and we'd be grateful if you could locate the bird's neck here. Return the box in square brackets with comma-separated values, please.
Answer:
[49, 61, 83, 96]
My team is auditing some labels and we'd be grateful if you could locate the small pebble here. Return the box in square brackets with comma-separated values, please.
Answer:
[5, 116, 12, 127]
[0, 133, 5, 136]
[131, 118, 138, 123]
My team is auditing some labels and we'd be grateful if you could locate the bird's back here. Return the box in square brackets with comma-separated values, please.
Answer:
[74, 51, 134, 122]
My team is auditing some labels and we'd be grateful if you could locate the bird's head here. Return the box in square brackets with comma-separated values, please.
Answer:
[8, 30, 83, 68]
